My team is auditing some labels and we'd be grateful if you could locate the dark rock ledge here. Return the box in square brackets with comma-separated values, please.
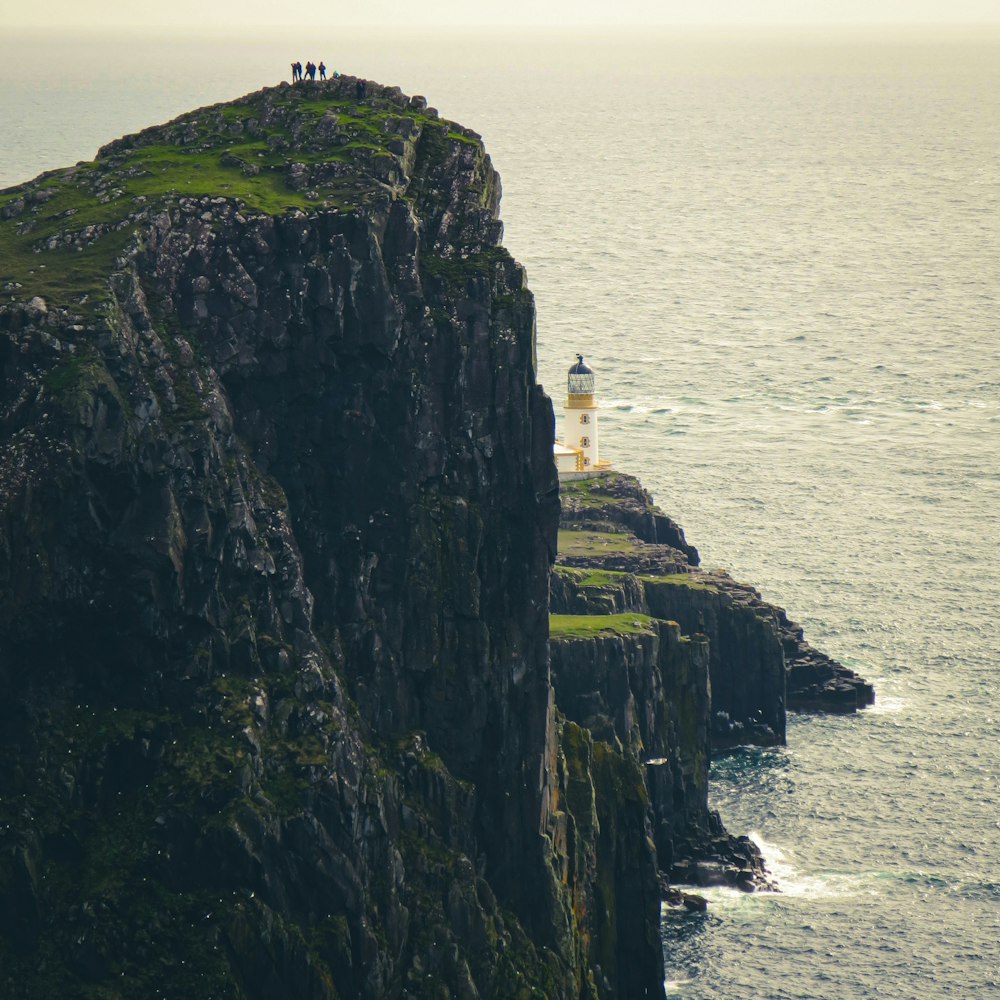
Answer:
[556, 471, 876, 733]
[0, 76, 870, 999]
[549, 471, 873, 903]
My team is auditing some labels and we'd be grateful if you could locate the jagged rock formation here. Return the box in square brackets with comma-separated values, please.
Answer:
[553, 474, 875, 752]
[548, 611, 773, 895]
[548, 474, 874, 896]
[0, 76, 874, 1000]
[0, 79, 670, 998]
[558, 474, 699, 567]
[549, 622, 711, 870]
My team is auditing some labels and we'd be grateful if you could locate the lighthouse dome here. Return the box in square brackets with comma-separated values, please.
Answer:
[567, 354, 596, 395]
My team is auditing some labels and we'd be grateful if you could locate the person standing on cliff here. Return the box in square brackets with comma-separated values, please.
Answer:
[318, 61, 327, 81]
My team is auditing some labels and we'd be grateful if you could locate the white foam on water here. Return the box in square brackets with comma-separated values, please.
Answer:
[865, 695, 906, 715]
[664, 978, 694, 994]
[748, 832, 863, 901]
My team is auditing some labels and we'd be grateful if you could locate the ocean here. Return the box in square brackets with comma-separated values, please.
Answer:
[2, 24, 998, 999]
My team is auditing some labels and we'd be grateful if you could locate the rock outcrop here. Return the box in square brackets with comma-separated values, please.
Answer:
[554, 474, 875, 750]
[0, 76, 873, 1000]
[549, 621, 711, 871]
[547, 613, 773, 898]
[547, 473, 874, 897]
[0, 79, 665, 998]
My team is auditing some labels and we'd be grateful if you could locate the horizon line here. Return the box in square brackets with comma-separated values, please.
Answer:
[6, 19, 1000, 32]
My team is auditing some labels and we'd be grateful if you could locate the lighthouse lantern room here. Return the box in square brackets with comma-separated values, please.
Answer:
[554, 354, 613, 479]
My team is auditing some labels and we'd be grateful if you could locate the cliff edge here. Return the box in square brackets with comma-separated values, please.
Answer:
[0, 78, 663, 998]
[0, 76, 874, 999]
[554, 473, 875, 750]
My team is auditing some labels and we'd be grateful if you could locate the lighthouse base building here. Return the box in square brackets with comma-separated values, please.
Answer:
[553, 355, 613, 480]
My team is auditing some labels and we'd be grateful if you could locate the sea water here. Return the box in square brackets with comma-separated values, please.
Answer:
[2, 25, 998, 999]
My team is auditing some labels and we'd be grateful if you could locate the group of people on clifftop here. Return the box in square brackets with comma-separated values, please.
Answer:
[290, 62, 367, 100]
[291, 60, 329, 82]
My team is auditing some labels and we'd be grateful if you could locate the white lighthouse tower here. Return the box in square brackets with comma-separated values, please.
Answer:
[554, 354, 612, 479]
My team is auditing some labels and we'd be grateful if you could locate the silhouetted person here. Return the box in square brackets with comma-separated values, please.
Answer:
[310, 61, 319, 81]
[292, 61, 303, 82]
[319, 61, 326, 81]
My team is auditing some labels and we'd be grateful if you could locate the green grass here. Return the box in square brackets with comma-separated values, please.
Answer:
[553, 565, 630, 589]
[1, 83, 485, 314]
[639, 573, 720, 594]
[125, 145, 313, 213]
[557, 472, 625, 506]
[221, 105, 257, 122]
[0, 223, 135, 312]
[557, 529, 640, 558]
[445, 130, 480, 146]
[549, 613, 657, 639]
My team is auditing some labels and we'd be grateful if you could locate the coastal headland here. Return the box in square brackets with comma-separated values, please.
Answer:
[0, 76, 872, 998]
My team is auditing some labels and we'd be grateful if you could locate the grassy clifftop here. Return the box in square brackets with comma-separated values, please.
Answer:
[0, 78, 485, 315]
[2, 71, 639, 997]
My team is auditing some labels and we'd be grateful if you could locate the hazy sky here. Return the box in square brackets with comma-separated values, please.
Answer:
[6, 0, 1000, 29]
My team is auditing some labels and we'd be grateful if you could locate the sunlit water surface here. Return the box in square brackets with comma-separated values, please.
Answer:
[2, 25, 998, 999]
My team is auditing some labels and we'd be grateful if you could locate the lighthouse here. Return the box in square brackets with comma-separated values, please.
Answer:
[553, 354, 613, 479]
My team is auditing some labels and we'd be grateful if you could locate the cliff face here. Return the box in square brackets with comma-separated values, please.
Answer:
[553, 475, 874, 748]
[0, 77, 876, 998]
[549, 474, 874, 891]
[0, 79, 665, 998]
[549, 622, 710, 872]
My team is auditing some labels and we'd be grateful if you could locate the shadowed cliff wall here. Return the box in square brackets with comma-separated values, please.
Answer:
[0, 80, 666, 999]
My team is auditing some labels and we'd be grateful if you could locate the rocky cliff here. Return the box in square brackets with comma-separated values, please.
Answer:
[554, 474, 875, 750]
[547, 474, 874, 900]
[0, 76, 875, 999]
[0, 78, 671, 998]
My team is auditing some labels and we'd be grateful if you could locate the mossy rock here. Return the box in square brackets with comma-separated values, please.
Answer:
[549, 613, 657, 639]
[552, 565, 630, 590]
[556, 529, 640, 559]
[0, 81, 480, 316]
[639, 573, 720, 594]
